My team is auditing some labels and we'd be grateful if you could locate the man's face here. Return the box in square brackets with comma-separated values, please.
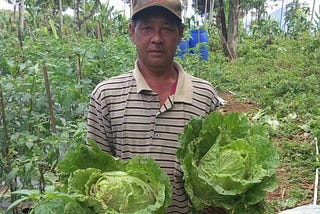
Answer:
[129, 10, 183, 70]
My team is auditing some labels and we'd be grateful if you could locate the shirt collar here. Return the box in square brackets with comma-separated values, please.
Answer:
[132, 60, 152, 92]
[132, 60, 193, 104]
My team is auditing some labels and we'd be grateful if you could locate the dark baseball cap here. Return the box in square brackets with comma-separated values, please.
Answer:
[132, 0, 182, 21]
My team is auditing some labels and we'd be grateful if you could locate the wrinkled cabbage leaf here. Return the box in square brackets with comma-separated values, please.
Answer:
[177, 112, 279, 213]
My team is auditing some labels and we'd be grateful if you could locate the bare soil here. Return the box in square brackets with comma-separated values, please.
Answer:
[218, 92, 256, 113]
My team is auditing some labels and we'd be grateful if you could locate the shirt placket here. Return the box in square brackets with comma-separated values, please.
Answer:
[152, 95, 175, 143]
[159, 95, 174, 115]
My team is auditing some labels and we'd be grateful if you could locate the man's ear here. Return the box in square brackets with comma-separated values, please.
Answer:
[178, 25, 185, 42]
[129, 23, 135, 43]
[179, 24, 185, 40]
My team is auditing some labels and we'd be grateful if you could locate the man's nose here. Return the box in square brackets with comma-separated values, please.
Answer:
[151, 29, 164, 44]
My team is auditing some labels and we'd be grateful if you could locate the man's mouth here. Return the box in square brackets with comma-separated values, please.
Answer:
[149, 49, 164, 53]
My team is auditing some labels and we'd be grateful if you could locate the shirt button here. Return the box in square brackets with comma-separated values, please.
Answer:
[155, 133, 160, 137]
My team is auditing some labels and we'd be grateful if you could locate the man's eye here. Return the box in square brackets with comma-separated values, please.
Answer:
[142, 26, 152, 31]
[162, 27, 176, 34]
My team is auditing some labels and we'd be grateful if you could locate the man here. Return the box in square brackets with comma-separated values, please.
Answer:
[87, 0, 220, 213]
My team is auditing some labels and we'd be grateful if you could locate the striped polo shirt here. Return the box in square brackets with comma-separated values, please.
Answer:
[87, 61, 220, 213]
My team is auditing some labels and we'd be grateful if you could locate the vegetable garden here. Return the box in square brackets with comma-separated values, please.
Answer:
[1, 1, 320, 213]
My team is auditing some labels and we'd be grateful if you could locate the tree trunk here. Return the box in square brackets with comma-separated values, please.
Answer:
[58, 0, 63, 38]
[209, 0, 215, 24]
[227, 0, 240, 60]
[82, 0, 87, 36]
[130, 0, 133, 18]
[310, 0, 316, 30]
[217, 0, 228, 58]
[0, 84, 8, 158]
[96, 21, 103, 42]
[43, 65, 56, 134]
[74, 0, 81, 31]
[280, 0, 285, 30]
[195, 0, 198, 12]
[204, 0, 208, 22]
[216, 0, 239, 60]
[12, 3, 16, 23]
[18, 0, 25, 48]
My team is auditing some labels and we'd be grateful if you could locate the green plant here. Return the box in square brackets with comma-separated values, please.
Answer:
[251, 17, 283, 38]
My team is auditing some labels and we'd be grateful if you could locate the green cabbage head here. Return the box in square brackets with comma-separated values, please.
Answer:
[177, 112, 279, 213]
[57, 142, 172, 214]
[88, 171, 156, 212]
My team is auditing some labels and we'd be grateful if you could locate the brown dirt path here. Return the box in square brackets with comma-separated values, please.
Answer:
[218, 92, 255, 113]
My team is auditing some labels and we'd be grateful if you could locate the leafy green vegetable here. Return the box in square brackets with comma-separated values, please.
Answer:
[55, 141, 172, 213]
[177, 112, 279, 213]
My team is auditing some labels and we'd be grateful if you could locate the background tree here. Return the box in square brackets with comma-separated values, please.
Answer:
[193, 0, 268, 60]
[215, 0, 241, 60]
[73, 0, 101, 32]
[194, 0, 211, 18]
[241, 0, 268, 22]
[24, 0, 73, 24]
[285, 0, 310, 37]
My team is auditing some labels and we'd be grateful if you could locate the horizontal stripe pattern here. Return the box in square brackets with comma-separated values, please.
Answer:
[87, 66, 220, 213]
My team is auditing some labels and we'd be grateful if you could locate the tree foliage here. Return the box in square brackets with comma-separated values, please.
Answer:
[284, 0, 311, 36]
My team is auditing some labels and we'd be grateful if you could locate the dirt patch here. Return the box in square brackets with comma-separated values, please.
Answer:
[265, 168, 289, 202]
[218, 92, 256, 113]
